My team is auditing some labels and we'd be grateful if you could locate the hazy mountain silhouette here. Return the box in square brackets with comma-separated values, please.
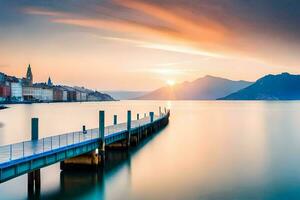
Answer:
[136, 75, 252, 100]
[103, 91, 147, 100]
[219, 72, 300, 100]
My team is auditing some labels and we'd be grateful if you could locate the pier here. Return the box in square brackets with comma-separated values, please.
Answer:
[0, 108, 170, 193]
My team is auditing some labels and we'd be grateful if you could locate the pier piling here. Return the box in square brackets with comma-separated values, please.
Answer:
[113, 115, 117, 125]
[0, 108, 170, 190]
[28, 118, 41, 195]
[127, 110, 131, 147]
[99, 111, 105, 163]
[150, 112, 154, 123]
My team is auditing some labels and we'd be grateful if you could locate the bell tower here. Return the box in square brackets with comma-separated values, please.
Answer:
[26, 64, 33, 85]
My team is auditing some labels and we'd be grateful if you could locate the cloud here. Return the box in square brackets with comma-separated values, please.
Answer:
[22, 0, 300, 66]
[97, 36, 223, 57]
[24, 4, 230, 57]
[23, 7, 68, 17]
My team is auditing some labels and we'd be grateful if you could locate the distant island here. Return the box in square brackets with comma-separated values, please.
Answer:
[0, 64, 114, 104]
[137, 72, 300, 100]
[136, 75, 252, 100]
[218, 72, 300, 100]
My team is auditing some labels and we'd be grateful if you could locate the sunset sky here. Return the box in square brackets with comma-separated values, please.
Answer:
[1, 0, 300, 91]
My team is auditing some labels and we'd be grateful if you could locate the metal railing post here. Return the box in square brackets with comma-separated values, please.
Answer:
[114, 115, 117, 125]
[10, 144, 12, 160]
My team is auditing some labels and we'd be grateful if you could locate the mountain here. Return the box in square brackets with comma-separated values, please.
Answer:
[103, 91, 147, 100]
[219, 72, 300, 100]
[136, 75, 253, 100]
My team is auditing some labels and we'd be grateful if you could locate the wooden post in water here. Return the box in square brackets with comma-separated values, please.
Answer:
[127, 110, 131, 147]
[83, 125, 87, 134]
[99, 111, 105, 163]
[150, 112, 154, 123]
[113, 115, 117, 125]
[28, 118, 40, 195]
[31, 118, 38, 140]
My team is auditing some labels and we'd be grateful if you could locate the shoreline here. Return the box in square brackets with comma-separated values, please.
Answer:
[0, 99, 118, 107]
[0, 105, 8, 110]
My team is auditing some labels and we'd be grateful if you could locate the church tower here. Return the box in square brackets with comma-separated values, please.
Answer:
[26, 64, 33, 85]
[47, 76, 53, 86]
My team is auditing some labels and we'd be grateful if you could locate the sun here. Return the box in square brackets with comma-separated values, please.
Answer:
[166, 80, 176, 86]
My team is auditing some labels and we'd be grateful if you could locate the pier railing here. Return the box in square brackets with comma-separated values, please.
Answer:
[0, 114, 163, 164]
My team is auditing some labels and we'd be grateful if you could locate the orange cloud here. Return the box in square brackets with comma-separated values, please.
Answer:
[24, 3, 232, 58]
[23, 1, 299, 66]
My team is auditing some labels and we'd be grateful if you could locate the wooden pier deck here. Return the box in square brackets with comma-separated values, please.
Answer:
[0, 110, 170, 184]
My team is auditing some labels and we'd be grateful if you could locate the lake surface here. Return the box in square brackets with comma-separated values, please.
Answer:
[1, 101, 300, 199]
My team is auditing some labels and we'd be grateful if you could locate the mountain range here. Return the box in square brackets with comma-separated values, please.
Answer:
[137, 73, 300, 100]
[137, 75, 253, 100]
[219, 73, 300, 100]
[104, 91, 147, 100]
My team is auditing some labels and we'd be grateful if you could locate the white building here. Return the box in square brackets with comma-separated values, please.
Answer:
[41, 88, 53, 101]
[10, 81, 23, 101]
[62, 90, 68, 101]
[23, 86, 53, 101]
[80, 92, 87, 101]
[76, 91, 81, 101]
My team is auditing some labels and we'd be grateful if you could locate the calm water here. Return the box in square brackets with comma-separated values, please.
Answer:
[1, 101, 300, 199]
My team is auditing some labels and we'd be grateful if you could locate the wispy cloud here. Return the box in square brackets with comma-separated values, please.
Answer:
[93, 35, 223, 57]
[23, 7, 70, 18]
[23, 3, 229, 58]
[22, 0, 300, 66]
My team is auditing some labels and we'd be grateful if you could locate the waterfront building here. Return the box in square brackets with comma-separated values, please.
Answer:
[22, 86, 41, 101]
[61, 86, 77, 101]
[62, 90, 68, 101]
[34, 83, 53, 102]
[87, 94, 98, 101]
[0, 73, 5, 84]
[0, 84, 10, 102]
[74, 86, 89, 101]
[22, 84, 53, 102]
[81, 92, 87, 101]
[22, 86, 34, 101]
[53, 87, 63, 102]
[10, 80, 23, 102]
[68, 91, 76, 101]
[75, 91, 81, 101]
[41, 87, 53, 102]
